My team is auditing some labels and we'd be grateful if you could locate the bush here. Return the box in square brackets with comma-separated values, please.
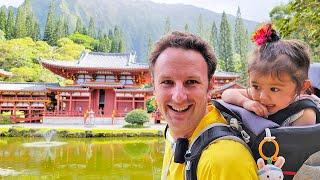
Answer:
[125, 109, 149, 126]
[0, 115, 12, 124]
[146, 96, 156, 113]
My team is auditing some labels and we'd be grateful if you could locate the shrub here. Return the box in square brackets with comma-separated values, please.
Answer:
[146, 96, 156, 113]
[0, 115, 11, 124]
[125, 109, 149, 126]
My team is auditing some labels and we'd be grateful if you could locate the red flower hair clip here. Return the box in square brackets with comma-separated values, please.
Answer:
[252, 23, 280, 46]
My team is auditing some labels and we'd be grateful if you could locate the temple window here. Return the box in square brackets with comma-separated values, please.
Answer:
[95, 75, 116, 83]
[120, 75, 134, 85]
[76, 74, 92, 84]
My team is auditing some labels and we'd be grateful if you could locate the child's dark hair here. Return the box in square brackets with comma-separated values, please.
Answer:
[249, 23, 311, 94]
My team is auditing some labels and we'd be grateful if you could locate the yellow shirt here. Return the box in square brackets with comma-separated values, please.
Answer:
[161, 105, 258, 180]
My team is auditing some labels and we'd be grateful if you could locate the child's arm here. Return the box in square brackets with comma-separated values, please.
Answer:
[221, 88, 269, 117]
[292, 108, 316, 126]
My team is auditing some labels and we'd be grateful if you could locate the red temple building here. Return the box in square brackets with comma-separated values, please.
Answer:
[0, 51, 243, 123]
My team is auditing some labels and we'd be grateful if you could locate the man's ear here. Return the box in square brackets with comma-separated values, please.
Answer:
[302, 79, 312, 91]
[207, 77, 214, 101]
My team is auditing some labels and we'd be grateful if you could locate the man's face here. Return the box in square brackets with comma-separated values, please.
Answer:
[153, 47, 211, 138]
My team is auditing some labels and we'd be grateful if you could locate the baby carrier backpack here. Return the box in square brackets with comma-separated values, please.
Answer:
[165, 98, 320, 180]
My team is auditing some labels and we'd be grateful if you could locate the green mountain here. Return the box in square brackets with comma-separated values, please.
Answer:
[29, 0, 259, 62]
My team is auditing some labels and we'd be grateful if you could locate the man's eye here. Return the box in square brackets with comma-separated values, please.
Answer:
[252, 85, 260, 90]
[185, 80, 198, 85]
[161, 80, 173, 85]
[270, 87, 280, 92]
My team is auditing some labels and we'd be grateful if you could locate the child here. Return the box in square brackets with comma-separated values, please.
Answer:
[221, 23, 319, 126]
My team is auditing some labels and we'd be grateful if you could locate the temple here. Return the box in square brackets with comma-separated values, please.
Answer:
[0, 51, 242, 123]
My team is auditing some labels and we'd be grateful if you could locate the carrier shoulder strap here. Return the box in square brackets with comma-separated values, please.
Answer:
[268, 98, 320, 125]
[184, 124, 247, 180]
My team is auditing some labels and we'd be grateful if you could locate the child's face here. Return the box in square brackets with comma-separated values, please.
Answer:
[249, 71, 297, 115]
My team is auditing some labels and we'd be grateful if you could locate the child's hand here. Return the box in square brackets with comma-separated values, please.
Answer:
[242, 100, 269, 117]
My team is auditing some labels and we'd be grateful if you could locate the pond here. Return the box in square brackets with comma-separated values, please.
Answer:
[0, 137, 164, 179]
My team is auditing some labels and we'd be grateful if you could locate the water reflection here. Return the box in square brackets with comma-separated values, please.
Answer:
[0, 137, 164, 179]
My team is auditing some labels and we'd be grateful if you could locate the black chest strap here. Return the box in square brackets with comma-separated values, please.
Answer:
[268, 99, 320, 125]
[184, 124, 246, 180]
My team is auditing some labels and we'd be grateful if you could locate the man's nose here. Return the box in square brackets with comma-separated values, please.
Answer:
[172, 83, 187, 102]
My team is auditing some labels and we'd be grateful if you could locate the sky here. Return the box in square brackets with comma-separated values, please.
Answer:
[0, 0, 289, 22]
[149, 0, 289, 22]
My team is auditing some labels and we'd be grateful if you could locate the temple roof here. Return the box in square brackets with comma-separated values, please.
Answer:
[114, 87, 153, 93]
[40, 51, 149, 70]
[47, 86, 89, 92]
[213, 71, 240, 78]
[0, 82, 59, 92]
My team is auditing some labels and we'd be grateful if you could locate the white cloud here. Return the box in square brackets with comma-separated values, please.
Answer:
[149, 0, 289, 22]
[0, 0, 24, 8]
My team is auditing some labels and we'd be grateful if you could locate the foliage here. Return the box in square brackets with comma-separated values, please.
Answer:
[164, 16, 171, 34]
[53, 38, 85, 60]
[234, 7, 249, 84]
[218, 12, 234, 72]
[125, 109, 149, 126]
[0, 114, 11, 124]
[146, 96, 156, 113]
[0, 30, 5, 40]
[270, 0, 320, 60]
[0, 37, 84, 82]
[68, 33, 97, 50]
[209, 20, 218, 53]
[43, 2, 57, 45]
[0, 6, 6, 33]
[5, 7, 15, 39]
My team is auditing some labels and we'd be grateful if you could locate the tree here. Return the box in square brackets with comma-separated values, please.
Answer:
[146, 35, 153, 58]
[233, 7, 249, 82]
[0, 30, 5, 40]
[197, 14, 205, 39]
[0, 6, 6, 33]
[56, 17, 65, 40]
[5, 8, 15, 39]
[15, 6, 27, 38]
[88, 17, 95, 37]
[75, 17, 83, 33]
[184, 23, 189, 32]
[164, 16, 171, 34]
[25, 14, 34, 38]
[43, 2, 57, 45]
[270, 0, 320, 59]
[32, 22, 41, 40]
[218, 12, 234, 72]
[209, 20, 218, 52]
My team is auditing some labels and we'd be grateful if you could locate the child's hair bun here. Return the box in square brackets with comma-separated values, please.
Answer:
[252, 23, 280, 46]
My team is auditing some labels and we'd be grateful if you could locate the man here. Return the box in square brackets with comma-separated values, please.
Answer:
[149, 31, 258, 179]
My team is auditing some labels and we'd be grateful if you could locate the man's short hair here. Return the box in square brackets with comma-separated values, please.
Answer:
[149, 31, 217, 80]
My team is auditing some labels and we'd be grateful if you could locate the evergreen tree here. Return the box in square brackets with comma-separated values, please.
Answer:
[218, 12, 234, 72]
[75, 17, 83, 33]
[184, 23, 189, 32]
[6, 8, 15, 39]
[234, 7, 248, 57]
[88, 17, 95, 37]
[56, 17, 65, 40]
[25, 14, 34, 38]
[164, 16, 171, 34]
[43, 2, 57, 45]
[0, 6, 6, 33]
[63, 18, 69, 36]
[146, 35, 153, 57]
[32, 21, 41, 40]
[234, 7, 249, 81]
[118, 39, 125, 53]
[15, 6, 27, 38]
[197, 14, 205, 38]
[209, 20, 218, 52]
